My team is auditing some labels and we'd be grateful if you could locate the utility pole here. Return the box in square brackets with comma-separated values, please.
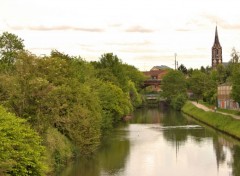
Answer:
[174, 53, 177, 70]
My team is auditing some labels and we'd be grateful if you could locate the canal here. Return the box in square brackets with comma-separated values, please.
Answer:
[60, 105, 240, 176]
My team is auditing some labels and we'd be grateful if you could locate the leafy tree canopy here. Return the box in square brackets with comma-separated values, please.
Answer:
[0, 32, 24, 65]
[0, 106, 46, 175]
[161, 70, 187, 109]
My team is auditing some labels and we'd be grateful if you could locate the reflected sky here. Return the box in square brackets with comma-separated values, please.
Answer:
[60, 107, 240, 176]
[120, 124, 232, 176]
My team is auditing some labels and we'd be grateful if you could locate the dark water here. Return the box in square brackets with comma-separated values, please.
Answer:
[60, 105, 240, 176]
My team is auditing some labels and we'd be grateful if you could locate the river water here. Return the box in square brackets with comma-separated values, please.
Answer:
[60, 105, 240, 176]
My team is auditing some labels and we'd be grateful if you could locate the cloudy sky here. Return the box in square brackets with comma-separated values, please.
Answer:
[1, 0, 240, 70]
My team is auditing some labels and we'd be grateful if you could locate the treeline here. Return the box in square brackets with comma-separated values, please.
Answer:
[0, 32, 145, 175]
[161, 48, 240, 110]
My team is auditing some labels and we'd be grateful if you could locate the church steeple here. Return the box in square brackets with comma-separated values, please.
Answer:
[212, 26, 222, 69]
[214, 26, 220, 46]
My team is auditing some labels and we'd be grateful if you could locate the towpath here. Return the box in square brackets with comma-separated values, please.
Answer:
[190, 101, 240, 120]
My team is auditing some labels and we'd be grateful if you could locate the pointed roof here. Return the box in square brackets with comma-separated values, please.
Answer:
[213, 26, 221, 47]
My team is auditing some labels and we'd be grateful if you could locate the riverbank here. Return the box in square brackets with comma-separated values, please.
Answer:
[182, 101, 240, 140]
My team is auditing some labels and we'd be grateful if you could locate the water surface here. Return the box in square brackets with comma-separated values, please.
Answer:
[60, 106, 240, 176]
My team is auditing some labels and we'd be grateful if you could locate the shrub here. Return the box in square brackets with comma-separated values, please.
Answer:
[0, 106, 46, 175]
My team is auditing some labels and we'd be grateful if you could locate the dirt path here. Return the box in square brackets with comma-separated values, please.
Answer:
[190, 101, 240, 120]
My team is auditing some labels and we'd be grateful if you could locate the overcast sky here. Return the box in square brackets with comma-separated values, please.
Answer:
[1, 0, 240, 70]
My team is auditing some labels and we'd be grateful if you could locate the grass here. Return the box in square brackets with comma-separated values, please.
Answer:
[217, 108, 240, 116]
[198, 100, 240, 116]
[182, 101, 240, 140]
[198, 100, 214, 109]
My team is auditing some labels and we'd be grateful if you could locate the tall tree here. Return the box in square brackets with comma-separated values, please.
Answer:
[161, 70, 187, 110]
[178, 64, 188, 75]
[0, 32, 24, 65]
[231, 64, 240, 104]
[188, 70, 207, 100]
[188, 70, 217, 103]
[94, 53, 129, 91]
[231, 48, 239, 63]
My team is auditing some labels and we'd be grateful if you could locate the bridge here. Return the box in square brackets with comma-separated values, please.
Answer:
[142, 79, 162, 89]
[144, 94, 166, 104]
[142, 69, 167, 91]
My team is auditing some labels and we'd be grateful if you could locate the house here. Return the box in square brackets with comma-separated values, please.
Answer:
[142, 66, 169, 92]
[217, 84, 239, 109]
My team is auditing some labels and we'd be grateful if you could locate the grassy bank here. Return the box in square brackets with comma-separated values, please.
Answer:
[182, 101, 240, 140]
[198, 100, 240, 116]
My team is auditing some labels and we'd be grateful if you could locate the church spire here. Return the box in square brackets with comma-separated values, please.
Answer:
[214, 26, 221, 47]
[212, 26, 222, 69]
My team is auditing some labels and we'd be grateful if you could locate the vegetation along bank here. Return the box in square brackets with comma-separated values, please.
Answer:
[0, 32, 145, 175]
[182, 101, 240, 140]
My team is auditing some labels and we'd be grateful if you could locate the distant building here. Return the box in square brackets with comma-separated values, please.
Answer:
[212, 26, 223, 69]
[142, 66, 169, 92]
[143, 69, 168, 80]
[217, 84, 239, 109]
[150, 65, 170, 71]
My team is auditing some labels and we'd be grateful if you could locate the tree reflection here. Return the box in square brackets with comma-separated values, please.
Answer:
[133, 107, 240, 176]
[98, 131, 130, 175]
[60, 128, 130, 176]
[231, 145, 240, 176]
[61, 107, 240, 176]
[212, 136, 226, 169]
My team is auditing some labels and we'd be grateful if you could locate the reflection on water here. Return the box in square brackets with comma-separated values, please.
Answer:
[60, 106, 240, 176]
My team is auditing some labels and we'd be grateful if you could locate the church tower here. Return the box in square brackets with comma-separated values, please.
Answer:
[212, 26, 222, 69]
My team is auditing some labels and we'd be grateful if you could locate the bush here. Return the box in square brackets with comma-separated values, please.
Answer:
[0, 106, 46, 175]
[43, 127, 74, 173]
[171, 94, 187, 111]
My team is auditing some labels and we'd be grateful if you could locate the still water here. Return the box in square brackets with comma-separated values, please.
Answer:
[60, 105, 240, 176]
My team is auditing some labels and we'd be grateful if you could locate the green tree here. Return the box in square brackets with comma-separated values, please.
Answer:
[216, 64, 228, 84]
[93, 53, 129, 91]
[36, 56, 103, 154]
[128, 80, 142, 108]
[231, 48, 239, 63]
[161, 70, 187, 110]
[122, 64, 145, 90]
[231, 64, 240, 104]
[0, 106, 46, 175]
[96, 81, 132, 130]
[178, 64, 188, 75]
[187, 68, 194, 76]
[0, 52, 53, 132]
[188, 70, 208, 100]
[189, 70, 217, 104]
[0, 32, 24, 65]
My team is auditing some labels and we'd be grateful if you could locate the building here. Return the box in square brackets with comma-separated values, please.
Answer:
[217, 84, 239, 109]
[212, 26, 222, 69]
[150, 65, 170, 71]
[142, 66, 169, 92]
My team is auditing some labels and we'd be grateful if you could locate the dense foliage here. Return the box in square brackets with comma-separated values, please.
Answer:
[161, 70, 187, 110]
[0, 32, 144, 174]
[188, 70, 217, 103]
[1, 30, 239, 175]
[231, 64, 240, 104]
[0, 32, 24, 66]
[0, 106, 46, 176]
